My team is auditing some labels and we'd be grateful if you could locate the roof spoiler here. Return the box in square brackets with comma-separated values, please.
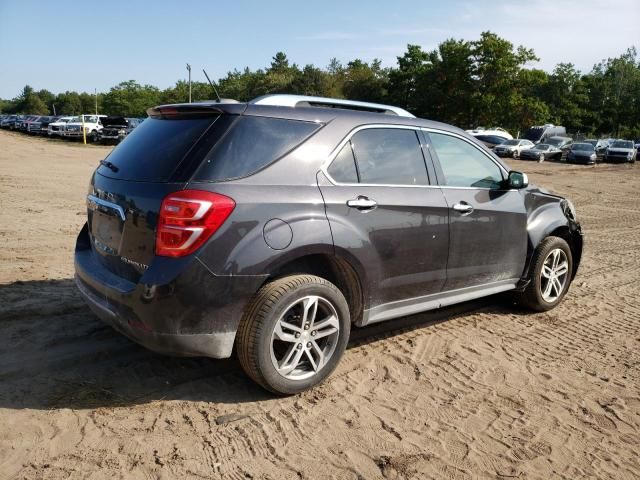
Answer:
[147, 101, 246, 119]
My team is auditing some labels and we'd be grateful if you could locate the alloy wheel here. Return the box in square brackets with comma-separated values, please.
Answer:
[540, 248, 569, 302]
[270, 295, 340, 380]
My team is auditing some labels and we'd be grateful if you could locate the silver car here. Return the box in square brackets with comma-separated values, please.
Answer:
[494, 139, 534, 158]
[604, 140, 636, 163]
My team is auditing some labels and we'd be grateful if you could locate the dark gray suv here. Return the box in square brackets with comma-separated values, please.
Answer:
[74, 94, 583, 394]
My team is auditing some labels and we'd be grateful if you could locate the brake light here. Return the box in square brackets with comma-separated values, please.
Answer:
[156, 190, 235, 257]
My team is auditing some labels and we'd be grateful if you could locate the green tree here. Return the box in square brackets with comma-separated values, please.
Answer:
[424, 39, 475, 126]
[388, 44, 430, 113]
[10, 85, 49, 114]
[101, 80, 161, 117]
[217, 68, 264, 101]
[324, 58, 346, 98]
[291, 64, 331, 96]
[254, 52, 300, 95]
[470, 32, 539, 132]
[2, 37, 638, 138]
[342, 59, 388, 103]
[542, 63, 588, 133]
[23, 94, 48, 114]
[55, 91, 82, 115]
[586, 47, 640, 137]
[34, 89, 55, 114]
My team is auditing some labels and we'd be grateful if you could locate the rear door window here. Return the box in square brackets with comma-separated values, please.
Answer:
[327, 142, 358, 183]
[195, 116, 321, 182]
[350, 128, 428, 185]
[97, 116, 219, 181]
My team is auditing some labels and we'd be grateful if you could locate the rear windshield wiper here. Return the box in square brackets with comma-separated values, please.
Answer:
[99, 159, 119, 172]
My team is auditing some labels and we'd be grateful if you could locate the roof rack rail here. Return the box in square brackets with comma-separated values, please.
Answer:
[249, 94, 415, 118]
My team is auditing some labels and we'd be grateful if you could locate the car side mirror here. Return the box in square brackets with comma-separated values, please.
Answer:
[505, 170, 528, 189]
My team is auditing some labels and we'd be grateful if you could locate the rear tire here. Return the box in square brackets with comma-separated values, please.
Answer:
[516, 236, 573, 312]
[236, 274, 350, 394]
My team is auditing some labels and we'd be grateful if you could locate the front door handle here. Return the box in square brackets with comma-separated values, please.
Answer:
[347, 196, 377, 210]
[453, 202, 474, 215]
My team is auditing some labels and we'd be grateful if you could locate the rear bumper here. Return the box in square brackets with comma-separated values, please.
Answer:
[494, 150, 515, 157]
[74, 227, 266, 358]
[75, 276, 239, 357]
[569, 155, 595, 164]
[604, 155, 632, 162]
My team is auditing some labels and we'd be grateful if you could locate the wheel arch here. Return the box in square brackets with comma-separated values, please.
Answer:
[261, 249, 367, 326]
[523, 204, 582, 282]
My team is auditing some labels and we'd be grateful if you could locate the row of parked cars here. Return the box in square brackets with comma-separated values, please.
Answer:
[467, 125, 638, 165]
[0, 113, 144, 144]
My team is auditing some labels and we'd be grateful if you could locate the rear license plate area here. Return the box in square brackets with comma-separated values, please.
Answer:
[91, 210, 124, 255]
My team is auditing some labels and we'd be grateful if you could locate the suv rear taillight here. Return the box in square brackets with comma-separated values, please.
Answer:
[156, 190, 235, 257]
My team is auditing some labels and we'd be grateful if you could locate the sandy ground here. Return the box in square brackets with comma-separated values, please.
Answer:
[0, 129, 639, 480]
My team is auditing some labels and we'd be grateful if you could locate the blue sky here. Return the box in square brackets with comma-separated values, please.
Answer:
[0, 0, 637, 98]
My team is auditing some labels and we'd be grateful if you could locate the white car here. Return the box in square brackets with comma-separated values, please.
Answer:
[63, 114, 107, 142]
[466, 127, 513, 140]
[47, 116, 75, 137]
[494, 139, 535, 158]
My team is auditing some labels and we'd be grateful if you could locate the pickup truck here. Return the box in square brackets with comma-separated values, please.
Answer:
[47, 116, 75, 137]
[63, 114, 107, 142]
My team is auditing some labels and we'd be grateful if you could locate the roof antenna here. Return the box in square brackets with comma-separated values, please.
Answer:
[202, 69, 222, 103]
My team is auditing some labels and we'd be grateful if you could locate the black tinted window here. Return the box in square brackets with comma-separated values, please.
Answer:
[98, 116, 217, 181]
[475, 135, 506, 145]
[328, 142, 358, 183]
[351, 128, 427, 185]
[430, 132, 504, 189]
[196, 116, 320, 181]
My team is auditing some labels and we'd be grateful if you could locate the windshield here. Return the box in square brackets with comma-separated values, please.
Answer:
[572, 143, 594, 151]
[611, 140, 633, 148]
[533, 145, 550, 151]
[83, 115, 99, 123]
[546, 138, 565, 146]
[502, 140, 519, 146]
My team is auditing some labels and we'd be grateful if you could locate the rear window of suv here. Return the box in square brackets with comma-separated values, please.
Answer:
[194, 116, 321, 182]
[97, 116, 220, 181]
[98, 114, 321, 183]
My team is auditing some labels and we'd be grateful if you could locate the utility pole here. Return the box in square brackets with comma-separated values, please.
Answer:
[52, 103, 56, 116]
[186, 63, 192, 103]
[94, 88, 98, 115]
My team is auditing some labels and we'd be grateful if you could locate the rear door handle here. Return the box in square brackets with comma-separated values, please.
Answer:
[347, 196, 377, 210]
[453, 202, 474, 215]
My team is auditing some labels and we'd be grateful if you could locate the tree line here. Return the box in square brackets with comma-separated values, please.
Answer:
[2, 32, 638, 138]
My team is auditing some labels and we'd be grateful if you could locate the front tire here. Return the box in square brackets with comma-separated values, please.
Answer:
[237, 275, 350, 394]
[516, 236, 573, 312]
